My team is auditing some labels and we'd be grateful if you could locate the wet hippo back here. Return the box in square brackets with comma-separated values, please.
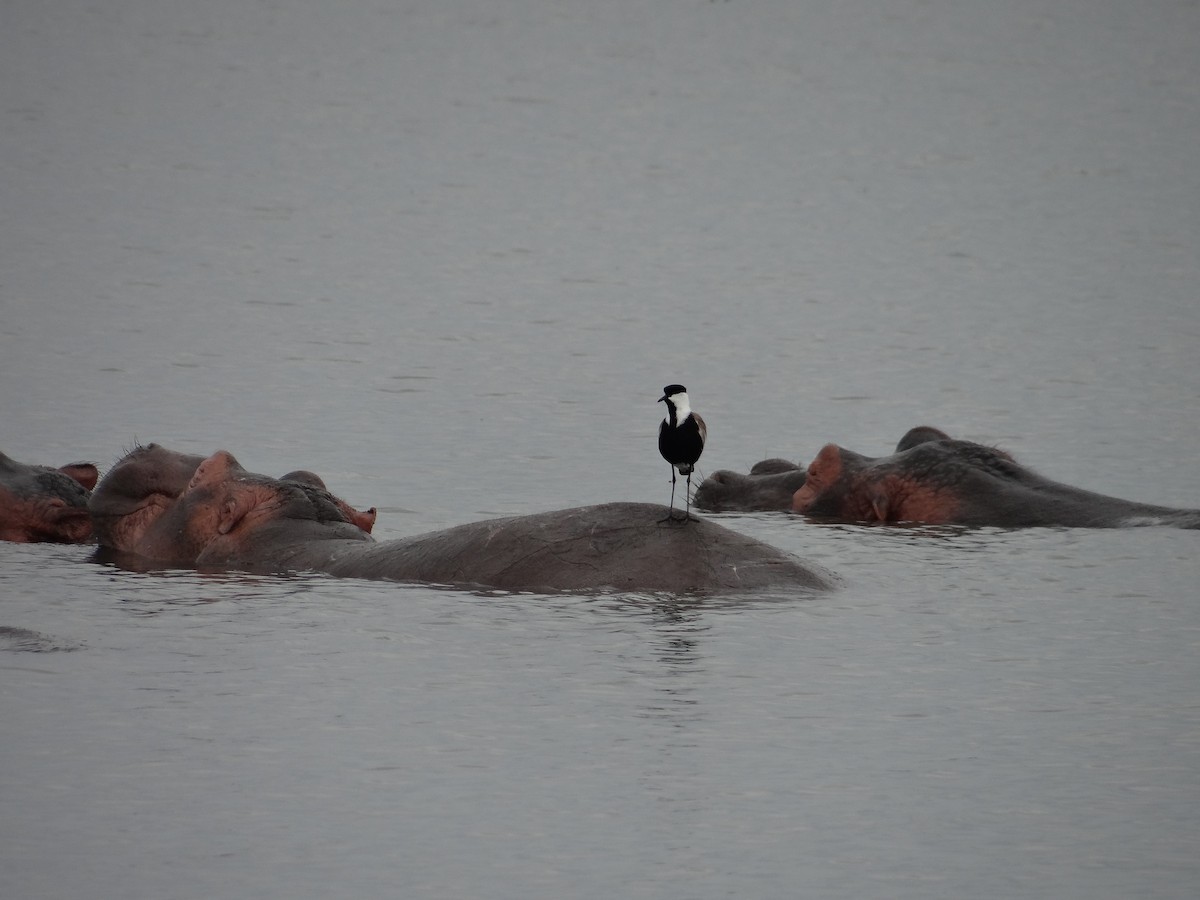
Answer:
[232, 502, 831, 594]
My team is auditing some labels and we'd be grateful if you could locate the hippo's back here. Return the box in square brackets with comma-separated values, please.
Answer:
[332, 502, 831, 594]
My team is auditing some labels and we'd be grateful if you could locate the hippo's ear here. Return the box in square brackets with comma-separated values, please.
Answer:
[60, 462, 99, 491]
[351, 507, 377, 534]
[216, 492, 257, 535]
[867, 486, 891, 523]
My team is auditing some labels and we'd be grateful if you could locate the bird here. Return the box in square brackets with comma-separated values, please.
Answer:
[658, 384, 706, 522]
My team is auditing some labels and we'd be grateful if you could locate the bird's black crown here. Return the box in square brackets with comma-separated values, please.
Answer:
[661, 383, 687, 397]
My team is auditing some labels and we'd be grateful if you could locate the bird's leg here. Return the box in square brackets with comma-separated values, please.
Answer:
[659, 467, 684, 524]
[684, 470, 694, 522]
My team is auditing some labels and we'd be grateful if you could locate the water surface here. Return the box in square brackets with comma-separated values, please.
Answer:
[2, 1, 1198, 898]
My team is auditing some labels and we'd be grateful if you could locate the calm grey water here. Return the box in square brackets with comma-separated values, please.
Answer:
[2, 1, 1198, 898]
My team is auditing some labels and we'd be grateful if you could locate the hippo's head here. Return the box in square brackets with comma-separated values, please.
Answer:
[0, 452, 99, 543]
[88, 444, 207, 552]
[792, 438, 1021, 524]
[91, 444, 375, 561]
[693, 458, 808, 513]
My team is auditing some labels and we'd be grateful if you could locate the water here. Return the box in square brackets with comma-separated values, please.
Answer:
[2, 1, 1198, 897]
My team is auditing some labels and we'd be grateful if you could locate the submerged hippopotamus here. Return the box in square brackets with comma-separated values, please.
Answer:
[694, 427, 949, 513]
[692, 457, 811, 513]
[793, 430, 1200, 529]
[0, 450, 99, 542]
[91, 447, 830, 594]
[87, 443, 376, 545]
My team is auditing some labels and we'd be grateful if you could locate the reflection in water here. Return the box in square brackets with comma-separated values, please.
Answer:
[645, 599, 709, 687]
[629, 600, 713, 827]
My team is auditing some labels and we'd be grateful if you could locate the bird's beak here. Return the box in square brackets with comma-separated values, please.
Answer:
[657, 395, 666, 403]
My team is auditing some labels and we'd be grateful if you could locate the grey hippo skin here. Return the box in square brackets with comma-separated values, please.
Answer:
[692, 458, 810, 513]
[91, 448, 831, 594]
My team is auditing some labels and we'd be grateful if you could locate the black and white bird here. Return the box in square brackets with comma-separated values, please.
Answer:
[658, 384, 706, 522]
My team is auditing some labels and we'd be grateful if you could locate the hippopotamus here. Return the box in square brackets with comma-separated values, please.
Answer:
[792, 430, 1200, 529]
[692, 457, 811, 513]
[91, 447, 830, 594]
[87, 443, 376, 547]
[0, 450, 99, 542]
[694, 427, 951, 513]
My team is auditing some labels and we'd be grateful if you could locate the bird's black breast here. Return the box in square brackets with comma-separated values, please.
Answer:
[659, 414, 705, 467]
